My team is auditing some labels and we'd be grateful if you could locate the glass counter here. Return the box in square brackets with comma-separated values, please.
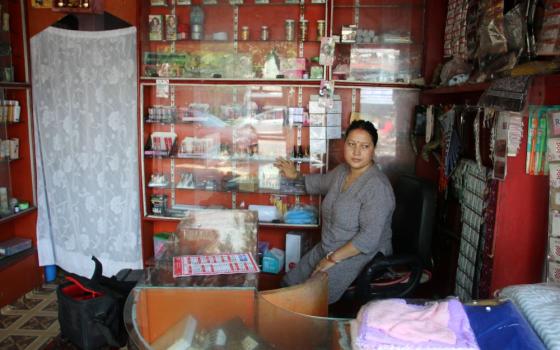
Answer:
[124, 285, 352, 350]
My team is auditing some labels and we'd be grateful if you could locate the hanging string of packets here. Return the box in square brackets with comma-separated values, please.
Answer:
[526, 105, 554, 176]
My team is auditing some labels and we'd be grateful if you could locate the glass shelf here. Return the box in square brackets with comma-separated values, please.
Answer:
[0, 206, 36, 224]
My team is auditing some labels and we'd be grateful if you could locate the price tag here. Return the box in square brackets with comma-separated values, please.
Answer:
[156, 79, 169, 99]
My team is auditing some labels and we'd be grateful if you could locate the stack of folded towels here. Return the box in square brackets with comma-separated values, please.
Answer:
[351, 299, 479, 350]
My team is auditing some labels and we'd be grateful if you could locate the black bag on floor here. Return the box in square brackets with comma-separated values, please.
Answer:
[57, 257, 139, 350]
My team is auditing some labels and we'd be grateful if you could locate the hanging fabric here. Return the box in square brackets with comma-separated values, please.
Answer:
[451, 159, 490, 301]
[31, 27, 142, 277]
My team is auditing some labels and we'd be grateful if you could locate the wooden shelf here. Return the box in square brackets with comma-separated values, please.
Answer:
[0, 207, 37, 225]
[422, 82, 491, 95]
[51, 0, 104, 14]
[0, 82, 31, 90]
[333, 81, 422, 89]
[140, 77, 323, 85]
[0, 247, 35, 272]
[145, 215, 319, 227]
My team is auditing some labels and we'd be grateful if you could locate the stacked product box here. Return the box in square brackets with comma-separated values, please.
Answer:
[0, 237, 32, 258]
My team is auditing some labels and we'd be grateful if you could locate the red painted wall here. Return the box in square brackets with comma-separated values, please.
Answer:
[491, 122, 549, 293]
[490, 76, 555, 293]
[27, 0, 139, 37]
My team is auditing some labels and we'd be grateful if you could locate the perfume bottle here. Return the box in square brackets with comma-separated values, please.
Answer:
[190, 6, 204, 40]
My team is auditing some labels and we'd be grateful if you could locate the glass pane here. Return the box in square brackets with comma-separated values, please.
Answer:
[328, 87, 418, 183]
[125, 286, 352, 350]
[331, 0, 425, 83]
[142, 84, 326, 225]
[140, 0, 326, 80]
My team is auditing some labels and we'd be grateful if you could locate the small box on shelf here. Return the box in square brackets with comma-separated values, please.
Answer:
[0, 237, 32, 258]
[52, 0, 104, 14]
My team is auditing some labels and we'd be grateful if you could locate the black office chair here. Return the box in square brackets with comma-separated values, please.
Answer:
[331, 174, 437, 317]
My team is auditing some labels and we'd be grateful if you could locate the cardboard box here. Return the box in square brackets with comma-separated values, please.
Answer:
[281, 57, 306, 71]
[285, 231, 313, 272]
[309, 100, 326, 114]
[326, 99, 342, 114]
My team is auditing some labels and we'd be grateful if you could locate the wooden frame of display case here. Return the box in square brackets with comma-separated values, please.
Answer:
[0, 0, 40, 307]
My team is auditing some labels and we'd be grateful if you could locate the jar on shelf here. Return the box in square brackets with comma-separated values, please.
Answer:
[241, 26, 250, 41]
[190, 6, 205, 40]
[285, 19, 295, 41]
[316, 20, 326, 40]
[261, 26, 269, 41]
[299, 19, 308, 42]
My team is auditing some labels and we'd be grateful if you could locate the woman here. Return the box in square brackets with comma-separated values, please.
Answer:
[274, 119, 395, 304]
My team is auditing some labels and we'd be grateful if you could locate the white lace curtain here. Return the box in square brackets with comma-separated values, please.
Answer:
[31, 27, 142, 277]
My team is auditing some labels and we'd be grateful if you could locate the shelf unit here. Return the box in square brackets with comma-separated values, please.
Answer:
[0, 0, 40, 307]
[140, 82, 324, 226]
[329, 0, 425, 84]
[138, 0, 425, 286]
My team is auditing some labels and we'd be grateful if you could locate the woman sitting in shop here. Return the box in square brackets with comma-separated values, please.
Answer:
[274, 119, 395, 304]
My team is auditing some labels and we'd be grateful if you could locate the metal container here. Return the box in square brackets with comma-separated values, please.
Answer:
[241, 26, 250, 41]
[285, 19, 295, 41]
[317, 20, 326, 40]
[191, 24, 203, 40]
[260, 26, 269, 41]
[299, 19, 308, 42]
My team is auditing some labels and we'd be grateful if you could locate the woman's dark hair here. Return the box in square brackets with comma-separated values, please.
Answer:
[345, 119, 378, 146]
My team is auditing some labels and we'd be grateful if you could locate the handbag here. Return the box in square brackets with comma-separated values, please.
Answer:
[57, 257, 138, 350]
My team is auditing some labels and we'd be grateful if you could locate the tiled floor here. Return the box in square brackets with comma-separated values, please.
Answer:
[0, 284, 60, 350]
[0, 282, 128, 350]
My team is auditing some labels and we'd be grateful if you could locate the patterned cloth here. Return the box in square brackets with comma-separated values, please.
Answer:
[499, 283, 560, 350]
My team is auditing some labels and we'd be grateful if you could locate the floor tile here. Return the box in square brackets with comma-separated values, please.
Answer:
[0, 315, 22, 330]
[0, 335, 37, 350]
[18, 316, 57, 331]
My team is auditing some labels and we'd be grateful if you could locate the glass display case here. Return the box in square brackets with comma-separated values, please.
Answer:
[330, 0, 425, 83]
[139, 0, 328, 80]
[0, 0, 33, 222]
[141, 83, 329, 226]
[0, 0, 38, 308]
[125, 285, 351, 350]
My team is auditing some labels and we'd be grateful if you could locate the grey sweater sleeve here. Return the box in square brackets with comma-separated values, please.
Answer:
[351, 177, 395, 254]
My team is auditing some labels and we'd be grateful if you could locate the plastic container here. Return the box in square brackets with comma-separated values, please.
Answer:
[45, 265, 57, 282]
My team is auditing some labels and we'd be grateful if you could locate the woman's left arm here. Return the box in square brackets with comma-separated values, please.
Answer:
[312, 241, 361, 275]
[351, 180, 395, 254]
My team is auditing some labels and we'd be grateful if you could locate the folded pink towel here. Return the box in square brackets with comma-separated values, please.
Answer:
[355, 299, 479, 349]
[362, 299, 454, 344]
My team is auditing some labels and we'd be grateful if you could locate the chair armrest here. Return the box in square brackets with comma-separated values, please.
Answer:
[355, 254, 423, 302]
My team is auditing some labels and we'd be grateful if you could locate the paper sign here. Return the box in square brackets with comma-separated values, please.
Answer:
[327, 126, 342, 139]
[173, 253, 259, 277]
[156, 79, 169, 98]
[310, 126, 326, 140]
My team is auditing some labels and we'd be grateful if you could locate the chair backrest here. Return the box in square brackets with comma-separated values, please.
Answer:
[391, 174, 436, 268]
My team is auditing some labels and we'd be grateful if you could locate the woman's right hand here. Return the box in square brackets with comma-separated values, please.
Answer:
[274, 157, 298, 180]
